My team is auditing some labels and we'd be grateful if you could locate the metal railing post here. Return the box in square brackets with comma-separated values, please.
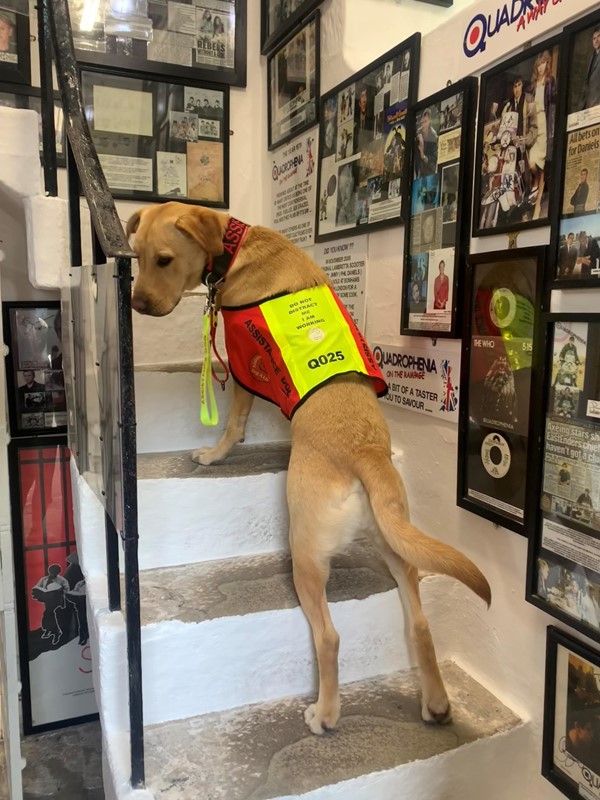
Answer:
[36, 0, 58, 197]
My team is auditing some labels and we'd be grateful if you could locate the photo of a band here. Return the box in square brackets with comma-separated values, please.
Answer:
[474, 40, 561, 236]
[555, 14, 600, 286]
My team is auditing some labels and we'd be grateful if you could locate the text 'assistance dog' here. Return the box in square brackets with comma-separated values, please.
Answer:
[128, 202, 491, 735]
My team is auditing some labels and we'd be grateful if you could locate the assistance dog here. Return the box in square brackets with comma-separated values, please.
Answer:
[127, 202, 490, 735]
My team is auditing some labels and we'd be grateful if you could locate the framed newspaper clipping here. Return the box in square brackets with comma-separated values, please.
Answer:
[542, 627, 600, 800]
[267, 11, 319, 151]
[527, 314, 600, 644]
[68, 0, 247, 87]
[81, 67, 229, 206]
[457, 248, 546, 536]
[551, 9, 600, 289]
[473, 35, 565, 237]
[400, 77, 477, 338]
[314, 33, 420, 243]
[261, 0, 322, 56]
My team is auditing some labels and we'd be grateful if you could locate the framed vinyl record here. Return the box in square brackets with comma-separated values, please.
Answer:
[457, 248, 546, 536]
[527, 314, 600, 644]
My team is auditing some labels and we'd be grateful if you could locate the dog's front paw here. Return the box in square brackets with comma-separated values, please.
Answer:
[191, 447, 222, 466]
[304, 702, 340, 735]
[421, 695, 452, 725]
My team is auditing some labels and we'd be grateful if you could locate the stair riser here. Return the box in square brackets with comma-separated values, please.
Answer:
[135, 370, 290, 454]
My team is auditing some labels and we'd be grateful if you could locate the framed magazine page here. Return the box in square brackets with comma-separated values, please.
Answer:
[2, 302, 67, 438]
[0, 83, 65, 167]
[315, 33, 420, 243]
[68, 0, 247, 87]
[542, 627, 600, 800]
[0, 7, 30, 85]
[81, 67, 229, 207]
[267, 12, 319, 151]
[473, 35, 565, 237]
[261, 0, 322, 56]
[551, 10, 600, 289]
[400, 77, 477, 338]
[527, 314, 600, 644]
[457, 248, 546, 536]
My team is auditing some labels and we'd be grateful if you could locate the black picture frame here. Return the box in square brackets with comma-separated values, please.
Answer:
[0, 83, 66, 167]
[68, 0, 246, 87]
[472, 34, 566, 238]
[542, 626, 600, 800]
[526, 313, 600, 645]
[0, 8, 31, 85]
[549, 9, 600, 290]
[2, 301, 67, 438]
[314, 33, 421, 244]
[80, 67, 229, 207]
[400, 77, 477, 338]
[8, 436, 99, 734]
[261, 0, 322, 56]
[457, 247, 546, 536]
[267, 11, 319, 152]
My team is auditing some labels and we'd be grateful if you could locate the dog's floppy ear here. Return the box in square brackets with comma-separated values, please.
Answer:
[126, 210, 143, 239]
[175, 207, 225, 257]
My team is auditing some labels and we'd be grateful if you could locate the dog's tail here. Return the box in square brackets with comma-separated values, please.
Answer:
[356, 453, 491, 606]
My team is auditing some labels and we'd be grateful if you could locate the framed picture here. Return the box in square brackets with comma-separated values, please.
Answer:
[473, 35, 565, 237]
[457, 248, 546, 535]
[267, 11, 319, 151]
[81, 67, 229, 206]
[0, 83, 65, 167]
[400, 77, 477, 338]
[261, 0, 322, 56]
[68, 0, 246, 87]
[7, 437, 98, 733]
[542, 626, 600, 800]
[550, 10, 600, 289]
[315, 33, 420, 243]
[2, 302, 67, 438]
[0, 7, 30, 85]
[527, 314, 600, 643]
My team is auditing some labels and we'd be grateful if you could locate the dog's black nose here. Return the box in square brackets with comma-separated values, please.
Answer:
[131, 295, 148, 313]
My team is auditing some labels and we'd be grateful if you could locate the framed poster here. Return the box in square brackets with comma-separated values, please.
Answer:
[314, 33, 421, 243]
[68, 0, 246, 87]
[261, 0, 322, 56]
[267, 11, 319, 151]
[81, 68, 229, 206]
[7, 438, 98, 734]
[457, 248, 546, 535]
[400, 77, 477, 337]
[2, 302, 67, 438]
[0, 83, 65, 167]
[527, 315, 600, 643]
[551, 10, 600, 289]
[473, 36, 565, 237]
[542, 626, 600, 800]
[0, 7, 30, 85]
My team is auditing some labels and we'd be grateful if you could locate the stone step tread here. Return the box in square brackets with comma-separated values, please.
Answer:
[137, 442, 291, 480]
[144, 661, 520, 800]
[135, 541, 395, 625]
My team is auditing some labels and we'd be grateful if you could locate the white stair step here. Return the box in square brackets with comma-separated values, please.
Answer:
[135, 362, 290, 454]
[132, 294, 205, 366]
[136, 443, 291, 570]
[104, 662, 525, 800]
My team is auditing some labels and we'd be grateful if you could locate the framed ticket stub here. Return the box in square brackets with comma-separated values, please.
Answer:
[457, 248, 546, 535]
[527, 315, 600, 644]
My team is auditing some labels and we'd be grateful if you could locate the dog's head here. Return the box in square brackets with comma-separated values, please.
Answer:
[127, 202, 227, 316]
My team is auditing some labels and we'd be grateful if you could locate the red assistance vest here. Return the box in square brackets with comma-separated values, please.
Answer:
[221, 285, 388, 419]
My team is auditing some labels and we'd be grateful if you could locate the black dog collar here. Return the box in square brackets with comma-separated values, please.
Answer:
[202, 217, 250, 289]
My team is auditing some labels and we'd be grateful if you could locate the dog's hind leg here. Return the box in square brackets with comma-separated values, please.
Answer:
[291, 543, 341, 735]
[375, 538, 451, 724]
[192, 381, 254, 465]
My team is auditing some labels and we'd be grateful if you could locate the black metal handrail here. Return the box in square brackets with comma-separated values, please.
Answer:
[36, 0, 145, 787]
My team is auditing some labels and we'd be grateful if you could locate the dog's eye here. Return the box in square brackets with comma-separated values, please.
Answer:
[156, 256, 173, 268]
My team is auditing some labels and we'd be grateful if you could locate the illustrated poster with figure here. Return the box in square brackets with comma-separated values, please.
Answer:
[8, 441, 98, 733]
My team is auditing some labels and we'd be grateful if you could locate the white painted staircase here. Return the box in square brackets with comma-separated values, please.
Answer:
[71, 296, 531, 800]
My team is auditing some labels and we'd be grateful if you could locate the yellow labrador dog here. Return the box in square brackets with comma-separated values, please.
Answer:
[128, 202, 490, 735]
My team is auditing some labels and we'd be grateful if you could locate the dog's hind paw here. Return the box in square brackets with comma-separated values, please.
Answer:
[191, 447, 221, 466]
[304, 702, 340, 735]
